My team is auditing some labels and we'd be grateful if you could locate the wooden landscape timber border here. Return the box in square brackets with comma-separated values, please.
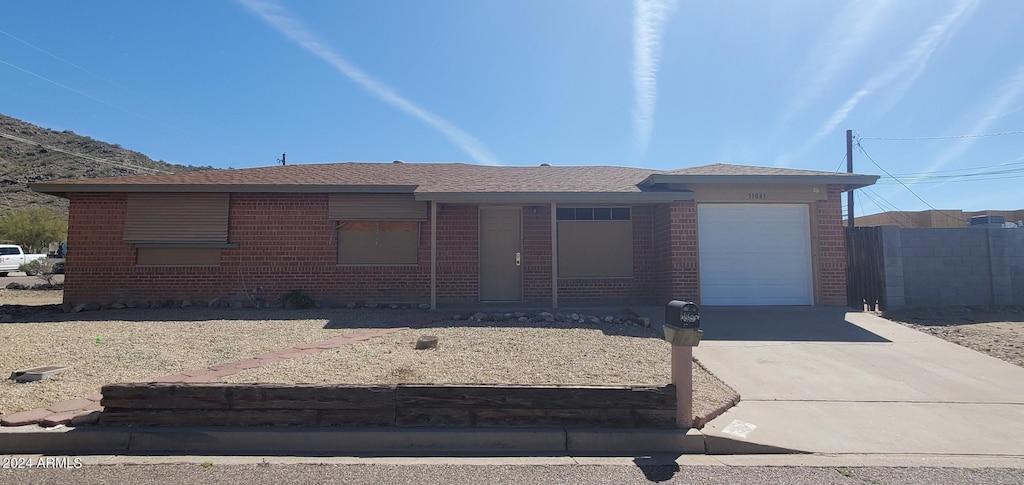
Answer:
[99, 383, 678, 428]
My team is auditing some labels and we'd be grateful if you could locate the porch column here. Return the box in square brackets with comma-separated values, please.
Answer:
[551, 202, 558, 308]
[431, 200, 437, 310]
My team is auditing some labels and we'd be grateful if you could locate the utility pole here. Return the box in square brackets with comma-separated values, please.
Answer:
[846, 129, 854, 228]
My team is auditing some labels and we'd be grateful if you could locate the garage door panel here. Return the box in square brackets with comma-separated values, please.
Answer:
[698, 204, 812, 306]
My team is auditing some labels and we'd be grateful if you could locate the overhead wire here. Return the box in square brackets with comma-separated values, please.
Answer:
[853, 136, 967, 224]
[0, 130, 169, 175]
[858, 129, 1024, 141]
[858, 189, 919, 227]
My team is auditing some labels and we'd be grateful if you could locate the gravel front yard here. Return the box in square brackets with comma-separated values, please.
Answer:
[883, 306, 1024, 367]
[1, 290, 737, 423]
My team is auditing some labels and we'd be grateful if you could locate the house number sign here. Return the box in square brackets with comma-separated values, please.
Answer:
[748, 192, 767, 200]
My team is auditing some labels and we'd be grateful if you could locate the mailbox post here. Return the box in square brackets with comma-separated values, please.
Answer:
[663, 300, 701, 428]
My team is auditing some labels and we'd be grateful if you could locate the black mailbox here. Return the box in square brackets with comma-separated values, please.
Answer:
[666, 300, 700, 329]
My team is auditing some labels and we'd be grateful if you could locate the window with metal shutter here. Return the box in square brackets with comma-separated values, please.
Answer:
[124, 193, 229, 243]
[328, 194, 427, 221]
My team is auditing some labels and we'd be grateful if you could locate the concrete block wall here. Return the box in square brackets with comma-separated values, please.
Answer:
[881, 226, 1024, 309]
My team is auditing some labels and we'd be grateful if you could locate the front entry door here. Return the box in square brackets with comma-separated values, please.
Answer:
[479, 207, 522, 301]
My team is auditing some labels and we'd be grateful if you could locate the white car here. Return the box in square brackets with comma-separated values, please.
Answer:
[0, 244, 48, 277]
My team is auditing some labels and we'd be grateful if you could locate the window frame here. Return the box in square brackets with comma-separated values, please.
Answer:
[556, 207, 633, 278]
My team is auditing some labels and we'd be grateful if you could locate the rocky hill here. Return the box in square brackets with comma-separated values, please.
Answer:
[0, 113, 212, 216]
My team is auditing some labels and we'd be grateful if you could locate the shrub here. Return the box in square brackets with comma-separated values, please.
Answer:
[279, 289, 315, 309]
[19, 259, 60, 285]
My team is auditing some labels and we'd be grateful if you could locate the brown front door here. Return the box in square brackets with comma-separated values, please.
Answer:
[479, 207, 522, 301]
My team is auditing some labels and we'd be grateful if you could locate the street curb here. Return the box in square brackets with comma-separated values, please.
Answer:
[0, 426, 763, 456]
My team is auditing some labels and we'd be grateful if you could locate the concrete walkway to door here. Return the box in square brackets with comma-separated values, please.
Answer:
[691, 306, 1024, 456]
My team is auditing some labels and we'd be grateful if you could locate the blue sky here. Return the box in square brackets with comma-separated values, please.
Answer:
[2, 0, 1023, 215]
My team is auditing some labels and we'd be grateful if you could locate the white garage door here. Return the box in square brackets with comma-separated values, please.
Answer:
[698, 204, 813, 306]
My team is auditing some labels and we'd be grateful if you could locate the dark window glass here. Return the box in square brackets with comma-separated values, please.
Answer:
[556, 208, 575, 220]
[575, 208, 594, 220]
[594, 208, 612, 220]
[611, 208, 631, 220]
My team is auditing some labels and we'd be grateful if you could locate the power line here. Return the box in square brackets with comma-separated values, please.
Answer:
[0, 28, 129, 93]
[833, 152, 847, 173]
[0, 131, 171, 175]
[0, 29, 193, 122]
[858, 189, 920, 227]
[858, 129, 1024, 141]
[0, 57, 179, 131]
[887, 156, 1024, 176]
[853, 137, 967, 224]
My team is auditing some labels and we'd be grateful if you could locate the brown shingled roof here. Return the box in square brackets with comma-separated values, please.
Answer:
[666, 163, 850, 177]
[35, 162, 659, 194]
[31, 161, 878, 197]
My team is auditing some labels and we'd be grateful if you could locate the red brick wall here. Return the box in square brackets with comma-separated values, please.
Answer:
[816, 186, 847, 305]
[651, 201, 699, 304]
[63, 194, 469, 305]
[435, 204, 479, 302]
[64, 191, 848, 307]
[522, 205, 552, 303]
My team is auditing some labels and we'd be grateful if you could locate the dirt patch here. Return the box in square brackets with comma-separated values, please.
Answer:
[0, 306, 738, 426]
[883, 306, 1024, 367]
[0, 289, 63, 306]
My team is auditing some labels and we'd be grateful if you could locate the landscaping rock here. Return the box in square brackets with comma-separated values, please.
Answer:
[71, 303, 88, 313]
[5, 282, 26, 290]
[415, 335, 439, 350]
[604, 315, 615, 323]
[364, 302, 379, 309]
[1, 408, 51, 427]
[418, 303, 431, 310]
[345, 302, 358, 309]
[181, 300, 193, 308]
[69, 410, 102, 426]
[471, 312, 489, 322]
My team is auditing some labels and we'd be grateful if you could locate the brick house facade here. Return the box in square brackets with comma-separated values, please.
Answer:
[34, 162, 876, 308]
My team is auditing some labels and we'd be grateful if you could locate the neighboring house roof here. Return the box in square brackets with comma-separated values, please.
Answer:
[639, 163, 878, 189]
[31, 162, 878, 203]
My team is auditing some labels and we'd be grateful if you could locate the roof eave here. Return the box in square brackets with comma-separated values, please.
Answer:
[29, 183, 419, 195]
[638, 173, 879, 191]
[414, 192, 694, 203]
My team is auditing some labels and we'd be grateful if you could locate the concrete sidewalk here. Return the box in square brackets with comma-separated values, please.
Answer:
[693, 307, 1024, 455]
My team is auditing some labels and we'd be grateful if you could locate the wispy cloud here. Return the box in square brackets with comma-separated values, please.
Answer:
[815, 0, 977, 140]
[632, 0, 677, 160]
[780, 0, 978, 164]
[236, 0, 502, 165]
[924, 63, 1024, 174]
[777, 0, 893, 130]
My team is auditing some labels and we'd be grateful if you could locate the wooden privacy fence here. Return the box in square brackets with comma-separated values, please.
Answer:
[846, 226, 887, 311]
[100, 383, 677, 428]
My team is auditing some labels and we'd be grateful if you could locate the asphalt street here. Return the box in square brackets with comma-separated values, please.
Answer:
[4, 463, 1024, 485]
[0, 272, 63, 287]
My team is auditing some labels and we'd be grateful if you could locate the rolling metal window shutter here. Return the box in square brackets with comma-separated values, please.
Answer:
[124, 193, 229, 242]
[329, 194, 427, 220]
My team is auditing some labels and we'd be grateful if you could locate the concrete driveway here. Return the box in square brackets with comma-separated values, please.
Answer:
[692, 306, 1024, 456]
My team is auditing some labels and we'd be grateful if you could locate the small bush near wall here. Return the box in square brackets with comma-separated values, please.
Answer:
[278, 289, 316, 309]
